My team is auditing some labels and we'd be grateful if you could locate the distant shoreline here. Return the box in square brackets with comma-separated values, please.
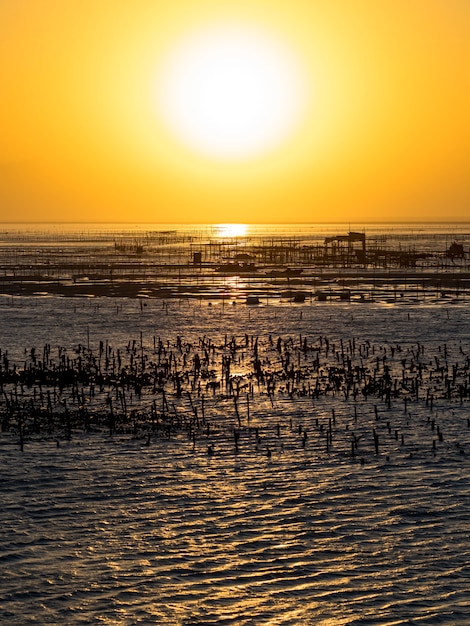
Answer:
[1, 223, 469, 301]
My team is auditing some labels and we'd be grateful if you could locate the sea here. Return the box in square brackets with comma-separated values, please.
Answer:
[1, 223, 469, 625]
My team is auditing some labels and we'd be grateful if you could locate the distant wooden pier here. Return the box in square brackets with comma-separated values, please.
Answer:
[0, 226, 469, 302]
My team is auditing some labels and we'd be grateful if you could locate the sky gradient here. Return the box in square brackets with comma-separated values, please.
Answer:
[1, 0, 469, 223]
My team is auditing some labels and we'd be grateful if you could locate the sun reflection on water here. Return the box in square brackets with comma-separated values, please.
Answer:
[215, 223, 248, 238]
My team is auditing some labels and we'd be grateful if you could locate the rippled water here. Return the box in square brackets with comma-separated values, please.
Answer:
[2, 437, 469, 625]
[1, 297, 470, 624]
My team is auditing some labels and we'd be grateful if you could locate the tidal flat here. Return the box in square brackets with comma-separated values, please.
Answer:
[1, 293, 470, 625]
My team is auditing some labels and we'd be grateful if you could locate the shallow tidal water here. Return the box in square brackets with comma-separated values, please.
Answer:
[1, 297, 470, 625]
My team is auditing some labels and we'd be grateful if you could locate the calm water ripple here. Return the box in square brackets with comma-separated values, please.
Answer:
[1, 435, 470, 625]
[2, 300, 470, 624]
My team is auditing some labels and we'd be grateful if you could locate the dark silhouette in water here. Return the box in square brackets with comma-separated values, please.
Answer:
[0, 331, 469, 462]
[0, 227, 468, 302]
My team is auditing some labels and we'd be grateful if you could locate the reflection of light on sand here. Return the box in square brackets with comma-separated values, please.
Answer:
[220, 275, 249, 305]
[215, 223, 248, 238]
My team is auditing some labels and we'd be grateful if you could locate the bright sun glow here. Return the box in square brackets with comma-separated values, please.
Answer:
[155, 23, 306, 160]
[215, 223, 248, 238]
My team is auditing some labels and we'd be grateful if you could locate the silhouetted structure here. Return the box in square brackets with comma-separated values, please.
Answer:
[324, 231, 366, 262]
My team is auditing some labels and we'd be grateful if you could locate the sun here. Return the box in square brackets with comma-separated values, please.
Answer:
[154, 22, 306, 161]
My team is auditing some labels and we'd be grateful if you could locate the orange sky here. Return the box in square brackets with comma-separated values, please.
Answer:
[1, 0, 469, 223]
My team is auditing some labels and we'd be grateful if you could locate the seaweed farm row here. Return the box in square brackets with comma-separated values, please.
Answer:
[1, 224, 470, 301]
[2, 329, 470, 464]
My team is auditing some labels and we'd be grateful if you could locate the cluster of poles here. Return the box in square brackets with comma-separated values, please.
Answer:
[1, 332, 469, 461]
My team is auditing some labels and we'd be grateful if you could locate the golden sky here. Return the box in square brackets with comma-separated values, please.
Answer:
[1, 0, 469, 223]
